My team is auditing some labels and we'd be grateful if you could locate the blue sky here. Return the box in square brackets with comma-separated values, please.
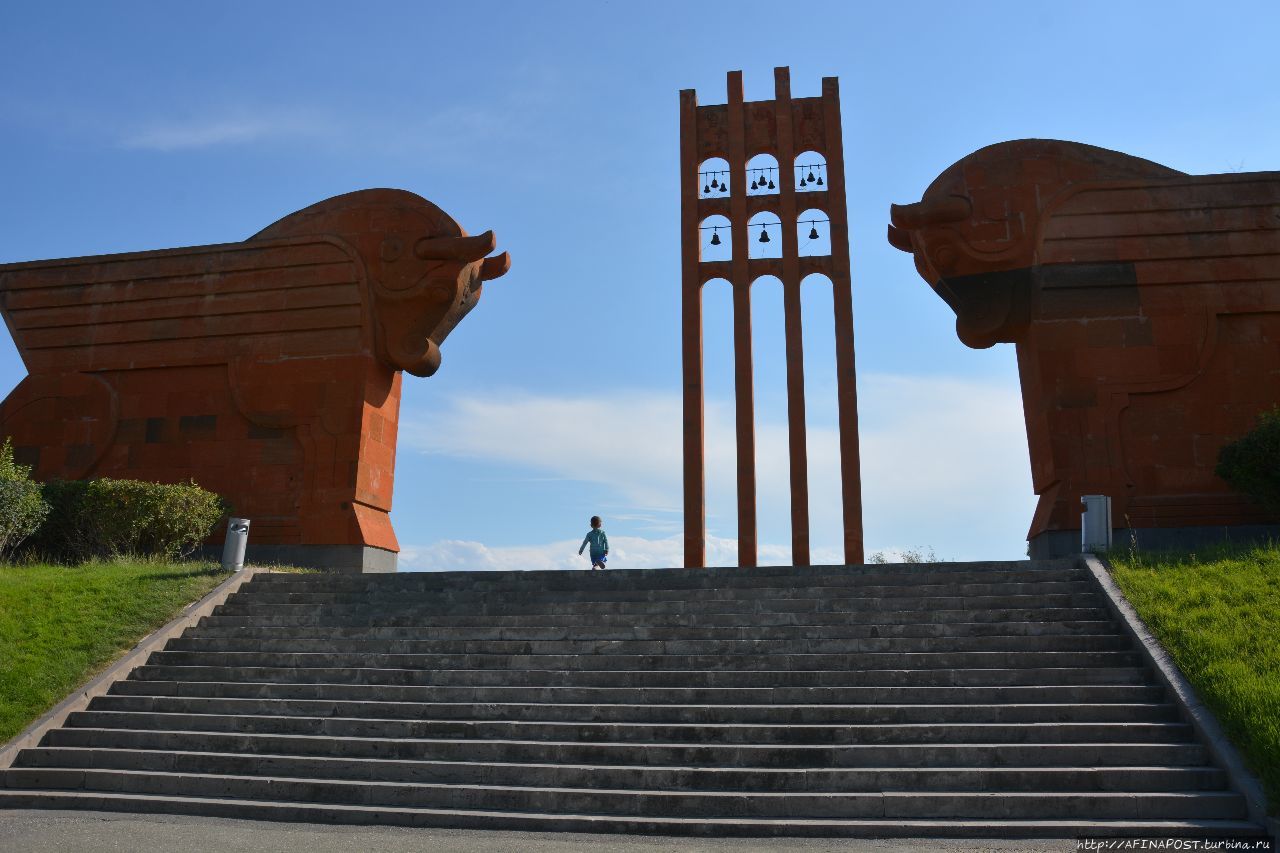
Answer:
[2, 2, 1276, 569]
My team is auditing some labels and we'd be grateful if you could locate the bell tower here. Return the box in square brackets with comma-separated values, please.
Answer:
[679, 67, 864, 568]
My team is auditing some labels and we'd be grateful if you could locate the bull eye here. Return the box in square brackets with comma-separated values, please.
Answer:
[380, 236, 403, 263]
[980, 197, 1007, 220]
[933, 244, 959, 275]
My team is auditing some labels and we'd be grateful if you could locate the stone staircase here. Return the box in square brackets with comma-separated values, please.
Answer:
[0, 560, 1266, 837]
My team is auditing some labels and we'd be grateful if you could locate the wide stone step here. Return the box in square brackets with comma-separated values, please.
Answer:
[1, 790, 1265, 838]
[1, 768, 1247, 820]
[181, 619, 1123, 642]
[240, 569, 1092, 591]
[43, 727, 1212, 767]
[143, 649, 1144, 672]
[236, 579, 1098, 607]
[108, 679, 1171, 707]
[62, 710, 1196, 745]
[160, 634, 1133, 657]
[243, 561, 1083, 593]
[126, 664, 1155, 688]
[15, 747, 1228, 793]
[197, 606, 1114, 630]
[87, 695, 1181, 726]
[212, 591, 1105, 618]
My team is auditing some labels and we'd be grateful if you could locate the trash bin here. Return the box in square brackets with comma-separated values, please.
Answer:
[221, 517, 251, 572]
[1080, 495, 1112, 553]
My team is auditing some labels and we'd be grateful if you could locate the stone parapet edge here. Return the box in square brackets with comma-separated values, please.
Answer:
[1080, 554, 1278, 839]
[0, 566, 260, 769]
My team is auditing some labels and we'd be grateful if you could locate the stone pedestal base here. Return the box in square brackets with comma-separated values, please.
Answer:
[199, 544, 397, 573]
[1029, 524, 1280, 559]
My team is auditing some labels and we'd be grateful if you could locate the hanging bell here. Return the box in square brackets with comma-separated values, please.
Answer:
[710, 176, 719, 189]
[758, 225, 770, 243]
[799, 172, 807, 186]
[816, 174, 824, 186]
[750, 179, 758, 190]
[703, 182, 710, 194]
[720, 180, 728, 193]
[767, 177, 775, 190]
[807, 169, 817, 183]
[710, 229, 721, 246]
[809, 224, 820, 240]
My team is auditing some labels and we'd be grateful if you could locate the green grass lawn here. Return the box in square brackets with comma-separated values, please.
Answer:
[0, 559, 230, 743]
[1108, 544, 1280, 814]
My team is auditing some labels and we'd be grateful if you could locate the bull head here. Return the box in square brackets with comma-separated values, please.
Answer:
[888, 192, 1030, 348]
[378, 228, 512, 377]
[253, 188, 511, 377]
[887, 151, 1040, 349]
[889, 140, 1184, 349]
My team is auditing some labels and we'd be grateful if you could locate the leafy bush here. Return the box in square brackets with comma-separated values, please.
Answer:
[0, 437, 49, 560]
[29, 478, 226, 563]
[867, 546, 939, 564]
[1217, 406, 1280, 514]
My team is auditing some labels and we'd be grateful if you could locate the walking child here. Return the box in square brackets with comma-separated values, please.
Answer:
[578, 516, 609, 570]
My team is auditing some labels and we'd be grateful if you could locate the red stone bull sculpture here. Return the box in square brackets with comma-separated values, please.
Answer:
[0, 189, 510, 571]
[890, 140, 1280, 556]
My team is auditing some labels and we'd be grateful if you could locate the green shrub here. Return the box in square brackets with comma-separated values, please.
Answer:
[1217, 406, 1280, 514]
[30, 478, 226, 563]
[867, 547, 939, 564]
[0, 437, 49, 560]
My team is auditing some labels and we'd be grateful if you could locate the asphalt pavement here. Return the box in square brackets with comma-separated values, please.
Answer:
[0, 810, 1077, 853]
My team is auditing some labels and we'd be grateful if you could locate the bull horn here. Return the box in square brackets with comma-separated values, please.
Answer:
[887, 224, 914, 253]
[414, 230, 497, 261]
[889, 197, 972, 230]
[479, 251, 511, 281]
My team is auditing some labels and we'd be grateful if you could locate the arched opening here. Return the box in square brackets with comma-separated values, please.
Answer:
[747, 211, 782, 260]
[794, 150, 827, 194]
[797, 208, 831, 257]
[799, 273, 842, 561]
[698, 157, 731, 199]
[750, 275, 791, 559]
[699, 214, 731, 262]
[745, 153, 779, 197]
[701, 278, 737, 551]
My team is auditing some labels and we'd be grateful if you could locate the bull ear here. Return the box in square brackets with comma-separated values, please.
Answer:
[479, 252, 511, 281]
[414, 230, 497, 261]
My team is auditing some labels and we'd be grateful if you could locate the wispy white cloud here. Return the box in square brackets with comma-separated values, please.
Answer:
[120, 111, 333, 151]
[403, 390, 685, 510]
[400, 372, 1037, 561]
[5, 59, 566, 166]
[399, 534, 841, 573]
[115, 97, 532, 158]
